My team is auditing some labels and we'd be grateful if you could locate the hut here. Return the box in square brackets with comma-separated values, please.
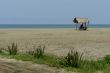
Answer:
[73, 17, 89, 30]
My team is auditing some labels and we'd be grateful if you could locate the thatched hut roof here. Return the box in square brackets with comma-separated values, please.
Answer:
[73, 17, 89, 24]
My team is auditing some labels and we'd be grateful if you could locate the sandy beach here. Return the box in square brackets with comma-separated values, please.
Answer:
[0, 28, 110, 59]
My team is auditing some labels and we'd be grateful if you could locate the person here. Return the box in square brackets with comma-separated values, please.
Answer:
[79, 23, 84, 30]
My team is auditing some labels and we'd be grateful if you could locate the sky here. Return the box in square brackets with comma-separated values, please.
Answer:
[0, 0, 110, 24]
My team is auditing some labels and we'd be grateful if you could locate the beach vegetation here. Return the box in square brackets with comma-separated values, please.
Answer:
[60, 49, 83, 68]
[0, 43, 110, 73]
[7, 43, 18, 55]
[104, 55, 110, 64]
[27, 45, 45, 58]
[0, 48, 3, 53]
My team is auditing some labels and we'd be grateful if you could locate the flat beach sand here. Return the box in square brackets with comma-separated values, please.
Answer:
[0, 28, 110, 59]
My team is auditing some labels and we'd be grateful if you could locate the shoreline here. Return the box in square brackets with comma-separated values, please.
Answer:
[0, 27, 110, 30]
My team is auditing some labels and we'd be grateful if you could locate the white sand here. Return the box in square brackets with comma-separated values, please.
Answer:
[0, 28, 110, 59]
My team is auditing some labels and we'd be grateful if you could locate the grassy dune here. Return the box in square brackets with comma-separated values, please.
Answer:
[0, 47, 110, 73]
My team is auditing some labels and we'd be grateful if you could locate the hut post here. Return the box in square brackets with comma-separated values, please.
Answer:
[76, 23, 78, 30]
[85, 23, 86, 27]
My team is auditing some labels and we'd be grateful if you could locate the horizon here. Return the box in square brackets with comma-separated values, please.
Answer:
[0, 23, 109, 25]
[0, 24, 110, 25]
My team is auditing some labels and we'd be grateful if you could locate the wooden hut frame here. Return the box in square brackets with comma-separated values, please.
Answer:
[73, 17, 89, 30]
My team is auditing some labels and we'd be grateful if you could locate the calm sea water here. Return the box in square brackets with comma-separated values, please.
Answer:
[0, 24, 110, 29]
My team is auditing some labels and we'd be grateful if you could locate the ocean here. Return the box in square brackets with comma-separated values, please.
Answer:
[0, 24, 110, 29]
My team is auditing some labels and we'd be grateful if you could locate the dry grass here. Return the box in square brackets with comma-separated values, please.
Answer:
[0, 28, 110, 59]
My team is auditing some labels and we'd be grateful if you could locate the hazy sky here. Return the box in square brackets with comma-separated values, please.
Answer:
[0, 0, 110, 24]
